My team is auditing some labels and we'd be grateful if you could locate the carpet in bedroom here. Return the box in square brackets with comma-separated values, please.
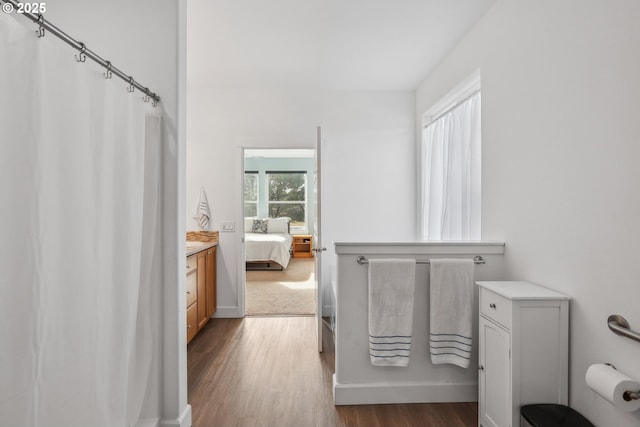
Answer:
[245, 257, 315, 316]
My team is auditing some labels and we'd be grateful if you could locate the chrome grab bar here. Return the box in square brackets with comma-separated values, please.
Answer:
[607, 314, 640, 344]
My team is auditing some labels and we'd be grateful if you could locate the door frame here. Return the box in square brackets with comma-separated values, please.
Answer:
[238, 146, 319, 318]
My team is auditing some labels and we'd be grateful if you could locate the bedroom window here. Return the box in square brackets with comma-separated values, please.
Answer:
[420, 71, 481, 240]
[244, 171, 258, 217]
[267, 171, 306, 229]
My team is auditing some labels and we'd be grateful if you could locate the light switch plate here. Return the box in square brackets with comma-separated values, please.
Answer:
[221, 221, 235, 232]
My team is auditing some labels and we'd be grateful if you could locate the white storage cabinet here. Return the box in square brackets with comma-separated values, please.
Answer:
[476, 281, 570, 427]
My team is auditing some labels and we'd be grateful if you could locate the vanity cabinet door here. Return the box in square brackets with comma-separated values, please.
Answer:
[186, 255, 197, 307]
[205, 247, 217, 318]
[197, 252, 208, 330]
[479, 316, 511, 427]
[186, 303, 198, 344]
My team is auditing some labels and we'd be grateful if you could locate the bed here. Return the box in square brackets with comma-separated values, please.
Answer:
[245, 217, 293, 270]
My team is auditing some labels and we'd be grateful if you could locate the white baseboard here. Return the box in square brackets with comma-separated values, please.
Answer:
[333, 374, 477, 405]
[159, 404, 192, 427]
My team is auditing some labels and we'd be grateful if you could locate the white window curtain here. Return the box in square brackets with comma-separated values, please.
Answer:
[0, 13, 161, 427]
[421, 91, 481, 240]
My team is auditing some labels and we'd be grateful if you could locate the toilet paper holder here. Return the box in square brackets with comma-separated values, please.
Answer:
[604, 363, 640, 402]
[624, 390, 640, 402]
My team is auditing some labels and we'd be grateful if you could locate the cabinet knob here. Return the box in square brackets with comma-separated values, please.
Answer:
[187, 324, 192, 329]
[479, 365, 484, 371]
[186, 291, 191, 294]
[489, 303, 496, 309]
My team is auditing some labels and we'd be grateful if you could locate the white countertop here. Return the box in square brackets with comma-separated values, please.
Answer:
[476, 281, 570, 300]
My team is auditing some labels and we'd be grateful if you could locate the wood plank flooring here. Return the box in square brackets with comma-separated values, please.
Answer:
[187, 316, 477, 427]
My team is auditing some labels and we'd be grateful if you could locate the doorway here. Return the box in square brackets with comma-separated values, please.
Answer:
[243, 148, 316, 316]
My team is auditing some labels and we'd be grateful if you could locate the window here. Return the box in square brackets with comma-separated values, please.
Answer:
[267, 171, 306, 229]
[244, 171, 258, 217]
[421, 73, 481, 240]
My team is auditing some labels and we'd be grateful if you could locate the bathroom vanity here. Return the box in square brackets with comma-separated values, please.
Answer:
[186, 232, 218, 343]
[476, 281, 570, 427]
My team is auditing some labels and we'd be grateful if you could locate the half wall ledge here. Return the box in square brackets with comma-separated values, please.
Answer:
[333, 241, 505, 256]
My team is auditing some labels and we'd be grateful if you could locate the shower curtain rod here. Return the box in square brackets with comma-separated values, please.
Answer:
[1, 0, 161, 106]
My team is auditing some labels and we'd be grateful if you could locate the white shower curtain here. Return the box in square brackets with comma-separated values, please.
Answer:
[0, 13, 160, 427]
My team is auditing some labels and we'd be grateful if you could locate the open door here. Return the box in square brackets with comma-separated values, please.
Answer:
[313, 126, 326, 352]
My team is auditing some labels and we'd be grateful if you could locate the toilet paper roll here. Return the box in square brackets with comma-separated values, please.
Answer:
[585, 363, 640, 412]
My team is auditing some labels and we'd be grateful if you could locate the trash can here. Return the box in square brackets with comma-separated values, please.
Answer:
[520, 404, 594, 427]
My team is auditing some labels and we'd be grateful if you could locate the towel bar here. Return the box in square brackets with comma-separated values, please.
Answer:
[356, 255, 486, 265]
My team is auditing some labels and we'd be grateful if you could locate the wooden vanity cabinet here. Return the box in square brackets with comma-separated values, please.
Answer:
[186, 245, 217, 343]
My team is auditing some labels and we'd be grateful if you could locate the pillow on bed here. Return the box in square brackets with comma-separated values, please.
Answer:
[267, 217, 290, 234]
[251, 219, 269, 233]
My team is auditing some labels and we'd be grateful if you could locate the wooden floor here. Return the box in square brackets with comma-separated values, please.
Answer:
[188, 316, 478, 427]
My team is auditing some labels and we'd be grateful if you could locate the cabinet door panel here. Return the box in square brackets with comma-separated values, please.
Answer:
[206, 247, 216, 317]
[480, 317, 510, 427]
[186, 262, 197, 307]
[197, 252, 207, 329]
[187, 303, 198, 343]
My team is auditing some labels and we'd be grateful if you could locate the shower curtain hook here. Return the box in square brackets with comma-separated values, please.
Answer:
[143, 88, 151, 103]
[127, 76, 135, 93]
[36, 14, 45, 38]
[104, 61, 113, 79]
[75, 42, 87, 63]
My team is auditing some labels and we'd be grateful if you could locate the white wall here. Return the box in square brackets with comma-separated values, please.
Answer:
[416, 1, 640, 425]
[322, 92, 417, 244]
[321, 92, 417, 311]
[45, 1, 187, 425]
[186, 86, 415, 316]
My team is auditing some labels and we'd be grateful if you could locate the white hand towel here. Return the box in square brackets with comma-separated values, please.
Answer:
[368, 259, 416, 367]
[193, 187, 211, 230]
[429, 259, 474, 368]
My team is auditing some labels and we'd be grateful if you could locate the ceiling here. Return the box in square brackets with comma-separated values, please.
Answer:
[187, 0, 496, 91]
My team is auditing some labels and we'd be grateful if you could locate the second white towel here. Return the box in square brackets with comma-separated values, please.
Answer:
[429, 258, 474, 368]
[368, 259, 416, 367]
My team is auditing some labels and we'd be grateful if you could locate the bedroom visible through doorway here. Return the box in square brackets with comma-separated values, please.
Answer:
[243, 148, 316, 316]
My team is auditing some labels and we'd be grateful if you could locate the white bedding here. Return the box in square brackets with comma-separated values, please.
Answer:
[245, 233, 293, 269]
